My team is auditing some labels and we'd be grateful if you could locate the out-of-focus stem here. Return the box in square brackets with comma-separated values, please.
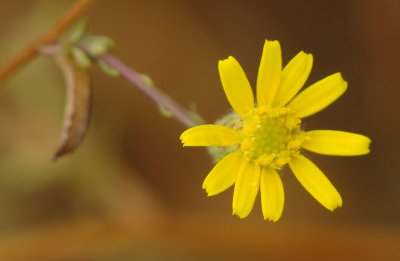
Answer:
[0, 0, 95, 83]
[100, 54, 200, 128]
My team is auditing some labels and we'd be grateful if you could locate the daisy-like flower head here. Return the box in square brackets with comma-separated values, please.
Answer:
[180, 40, 371, 221]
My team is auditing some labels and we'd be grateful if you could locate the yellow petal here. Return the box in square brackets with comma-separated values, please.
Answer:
[289, 154, 342, 211]
[202, 151, 242, 196]
[303, 130, 371, 156]
[288, 73, 347, 118]
[180, 125, 240, 146]
[260, 167, 284, 222]
[256, 40, 282, 106]
[232, 158, 260, 218]
[273, 51, 313, 106]
[218, 56, 254, 115]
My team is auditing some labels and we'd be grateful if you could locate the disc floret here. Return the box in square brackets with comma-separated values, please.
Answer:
[240, 106, 305, 168]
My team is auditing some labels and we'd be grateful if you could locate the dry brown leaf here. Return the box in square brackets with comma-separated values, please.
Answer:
[52, 51, 92, 160]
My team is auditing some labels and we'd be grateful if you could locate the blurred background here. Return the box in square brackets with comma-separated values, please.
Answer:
[0, 0, 399, 260]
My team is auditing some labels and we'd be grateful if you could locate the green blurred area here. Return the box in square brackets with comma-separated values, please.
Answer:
[0, 0, 399, 259]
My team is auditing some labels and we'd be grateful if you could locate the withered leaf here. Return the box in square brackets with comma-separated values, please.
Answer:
[53, 51, 92, 160]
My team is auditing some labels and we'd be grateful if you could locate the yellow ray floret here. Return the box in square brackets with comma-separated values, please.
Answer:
[273, 51, 313, 107]
[303, 130, 371, 156]
[256, 40, 282, 106]
[289, 154, 342, 211]
[232, 158, 260, 218]
[202, 152, 242, 196]
[218, 56, 254, 115]
[288, 73, 347, 118]
[180, 124, 240, 146]
[260, 167, 284, 222]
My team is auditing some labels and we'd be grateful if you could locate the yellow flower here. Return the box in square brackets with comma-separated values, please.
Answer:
[180, 40, 371, 221]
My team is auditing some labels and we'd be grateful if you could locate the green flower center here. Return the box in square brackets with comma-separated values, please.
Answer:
[240, 106, 305, 168]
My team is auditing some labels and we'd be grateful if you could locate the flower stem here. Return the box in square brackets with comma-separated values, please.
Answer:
[99, 54, 201, 128]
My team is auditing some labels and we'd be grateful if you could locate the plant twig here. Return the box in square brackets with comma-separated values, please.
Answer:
[0, 0, 96, 83]
[100, 54, 201, 128]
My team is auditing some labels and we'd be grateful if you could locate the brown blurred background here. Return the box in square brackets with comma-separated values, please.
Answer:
[0, 0, 399, 260]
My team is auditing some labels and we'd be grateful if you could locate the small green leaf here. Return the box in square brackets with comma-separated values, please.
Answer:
[158, 105, 173, 118]
[139, 74, 154, 87]
[68, 19, 89, 44]
[97, 59, 119, 77]
[70, 47, 91, 69]
[84, 36, 115, 57]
